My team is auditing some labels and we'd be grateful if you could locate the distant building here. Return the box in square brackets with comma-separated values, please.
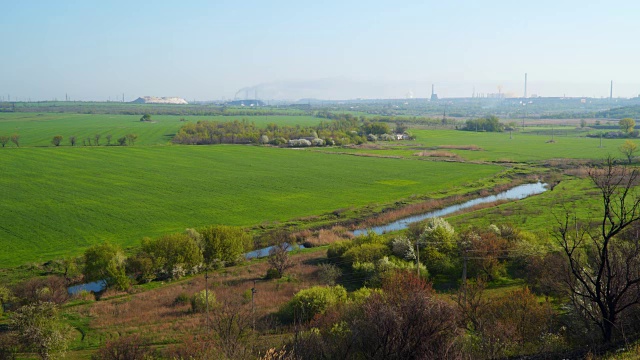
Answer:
[430, 84, 438, 101]
[225, 100, 265, 107]
[132, 96, 188, 105]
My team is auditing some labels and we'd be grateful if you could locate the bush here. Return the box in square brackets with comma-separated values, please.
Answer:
[311, 138, 325, 146]
[327, 241, 354, 261]
[280, 285, 347, 323]
[265, 268, 281, 279]
[191, 289, 217, 313]
[343, 243, 390, 265]
[391, 236, 416, 260]
[173, 293, 190, 306]
[288, 139, 312, 147]
[379, 133, 394, 141]
[317, 263, 342, 285]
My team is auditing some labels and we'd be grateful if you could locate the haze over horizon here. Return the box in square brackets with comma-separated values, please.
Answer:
[2, 0, 639, 101]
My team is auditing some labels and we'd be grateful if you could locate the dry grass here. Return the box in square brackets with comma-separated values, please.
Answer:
[81, 250, 329, 347]
[437, 145, 483, 151]
[413, 151, 459, 158]
[302, 227, 354, 247]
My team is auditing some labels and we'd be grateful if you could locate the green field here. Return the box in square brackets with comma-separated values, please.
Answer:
[448, 177, 600, 235]
[0, 145, 501, 266]
[0, 112, 322, 147]
[319, 129, 636, 163]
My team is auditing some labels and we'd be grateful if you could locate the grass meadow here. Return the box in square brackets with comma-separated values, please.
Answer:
[0, 112, 321, 147]
[0, 145, 501, 266]
[319, 129, 636, 163]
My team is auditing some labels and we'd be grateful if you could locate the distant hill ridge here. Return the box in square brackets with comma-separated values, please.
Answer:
[132, 96, 188, 105]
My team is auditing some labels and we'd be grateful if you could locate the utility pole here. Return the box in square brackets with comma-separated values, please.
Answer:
[599, 133, 603, 148]
[205, 269, 210, 331]
[251, 280, 257, 331]
[416, 240, 420, 277]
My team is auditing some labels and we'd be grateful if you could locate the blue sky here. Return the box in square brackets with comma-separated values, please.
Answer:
[1, 0, 639, 101]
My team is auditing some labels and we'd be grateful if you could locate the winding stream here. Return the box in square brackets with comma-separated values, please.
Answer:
[353, 182, 548, 236]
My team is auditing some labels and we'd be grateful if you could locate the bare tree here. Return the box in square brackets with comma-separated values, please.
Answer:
[209, 300, 254, 359]
[10, 134, 19, 147]
[69, 136, 76, 146]
[0, 135, 8, 147]
[268, 241, 294, 278]
[557, 157, 640, 343]
[106, 134, 112, 145]
[94, 134, 101, 146]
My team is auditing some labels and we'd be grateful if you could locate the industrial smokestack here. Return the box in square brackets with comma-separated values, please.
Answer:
[610, 80, 613, 101]
[524, 73, 528, 98]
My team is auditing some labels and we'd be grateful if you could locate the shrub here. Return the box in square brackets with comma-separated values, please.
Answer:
[391, 236, 416, 260]
[327, 241, 354, 261]
[265, 268, 281, 279]
[288, 139, 312, 147]
[13, 276, 68, 305]
[191, 289, 217, 313]
[280, 285, 347, 323]
[317, 263, 342, 285]
[311, 138, 325, 146]
[343, 243, 390, 265]
[173, 293, 190, 306]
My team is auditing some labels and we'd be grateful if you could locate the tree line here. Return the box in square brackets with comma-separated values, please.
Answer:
[172, 118, 396, 146]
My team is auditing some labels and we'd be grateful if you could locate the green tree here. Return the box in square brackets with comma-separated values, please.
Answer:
[419, 217, 457, 274]
[140, 233, 203, 280]
[0, 285, 13, 316]
[620, 140, 638, 164]
[0, 135, 8, 147]
[619, 117, 635, 133]
[140, 114, 151, 122]
[10, 302, 72, 360]
[199, 225, 252, 265]
[83, 242, 129, 290]
[51, 135, 63, 147]
[125, 134, 138, 145]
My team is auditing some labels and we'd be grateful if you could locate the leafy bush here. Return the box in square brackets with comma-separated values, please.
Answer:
[280, 285, 347, 323]
[191, 289, 217, 313]
[288, 139, 312, 147]
[391, 236, 416, 260]
[327, 241, 354, 261]
[343, 243, 390, 265]
[173, 293, 190, 306]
